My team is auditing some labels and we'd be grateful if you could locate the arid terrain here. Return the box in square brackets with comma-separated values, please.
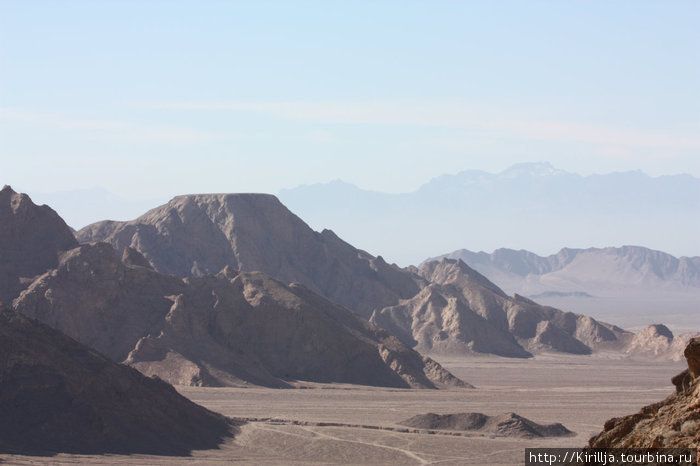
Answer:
[0, 354, 683, 465]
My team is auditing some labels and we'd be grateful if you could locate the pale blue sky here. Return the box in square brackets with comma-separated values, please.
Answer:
[1, 0, 698, 198]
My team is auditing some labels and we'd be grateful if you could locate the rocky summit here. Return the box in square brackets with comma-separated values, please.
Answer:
[0, 304, 234, 455]
[0, 185, 77, 303]
[14, 242, 467, 389]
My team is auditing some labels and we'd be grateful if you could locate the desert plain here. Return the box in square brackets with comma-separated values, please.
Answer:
[0, 353, 683, 465]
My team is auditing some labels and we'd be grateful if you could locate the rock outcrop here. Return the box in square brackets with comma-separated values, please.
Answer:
[625, 324, 700, 361]
[14, 243, 467, 389]
[399, 412, 573, 438]
[371, 259, 629, 357]
[76, 193, 419, 318]
[0, 304, 234, 455]
[0, 185, 77, 303]
[589, 337, 700, 450]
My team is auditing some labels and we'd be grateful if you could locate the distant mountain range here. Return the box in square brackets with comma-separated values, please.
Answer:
[427, 246, 700, 295]
[278, 162, 700, 265]
[427, 246, 700, 332]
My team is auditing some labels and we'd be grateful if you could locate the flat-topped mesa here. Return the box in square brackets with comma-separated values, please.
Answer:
[76, 192, 419, 318]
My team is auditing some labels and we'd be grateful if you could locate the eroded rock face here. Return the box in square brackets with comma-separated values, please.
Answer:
[400, 412, 573, 438]
[0, 186, 77, 303]
[0, 304, 234, 455]
[76, 193, 419, 318]
[371, 259, 629, 357]
[589, 339, 700, 450]
[14, 243, 467, 389]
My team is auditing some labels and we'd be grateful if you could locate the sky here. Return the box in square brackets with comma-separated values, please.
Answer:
[1, 0, 699, 200]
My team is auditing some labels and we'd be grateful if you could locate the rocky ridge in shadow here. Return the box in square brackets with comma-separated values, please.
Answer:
[0, 304, 235, 456]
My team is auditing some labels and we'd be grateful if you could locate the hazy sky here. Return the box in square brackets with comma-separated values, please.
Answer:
[1, 1, 698, 199]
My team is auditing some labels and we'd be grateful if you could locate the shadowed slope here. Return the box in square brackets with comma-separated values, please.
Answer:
[0, 305, 234, 456]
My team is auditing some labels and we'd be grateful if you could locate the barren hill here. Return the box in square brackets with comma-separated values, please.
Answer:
[14, 242, 466, 389]
[371, 259, 630, 357]
[400, 412, 573, 438]
[76, 193, 419, 318]
[0, 185, 77, 303]
[0, 304, 234, 455]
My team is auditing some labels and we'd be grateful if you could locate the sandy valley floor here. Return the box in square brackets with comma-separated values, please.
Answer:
[0, 354, 684, 465]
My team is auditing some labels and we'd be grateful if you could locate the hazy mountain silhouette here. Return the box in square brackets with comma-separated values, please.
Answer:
[427, 246, 700, 296]
[278, 163, 700, 266]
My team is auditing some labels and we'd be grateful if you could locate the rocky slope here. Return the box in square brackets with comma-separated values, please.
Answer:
[0, 185, 77, 303]
[371, 259, 630, 357]
[0, 304, 234, 455]
[399, 412, 573, 438]
[589, 338, 700, 451]
[76, 193, 419, 318]
[74, 192, 639, 359]
[14, 242, 466, 389]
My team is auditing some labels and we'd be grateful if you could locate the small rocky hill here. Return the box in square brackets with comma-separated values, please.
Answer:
[589, 338, 700, 450]
[400, 412, 573, 438]
[14, 242, 466, 389]
[0, 304, 234, 455]
[76, 193, 419, 319]
[625, 324, 700, 361]
[0, 185, 77, 303]
[371, 259, 629, 357]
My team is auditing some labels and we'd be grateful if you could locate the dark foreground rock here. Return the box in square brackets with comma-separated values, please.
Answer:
[0, 305, 235, 456]
[400, 412, 573, 438]
[589, 337, 700, 450]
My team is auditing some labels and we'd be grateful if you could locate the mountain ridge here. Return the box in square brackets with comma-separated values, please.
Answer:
[278, 163, 700, 265]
